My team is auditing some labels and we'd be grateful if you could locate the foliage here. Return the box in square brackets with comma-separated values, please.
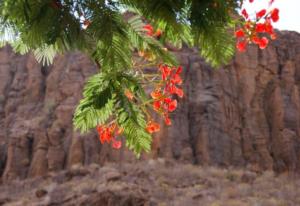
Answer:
[0, 0, 247, 155]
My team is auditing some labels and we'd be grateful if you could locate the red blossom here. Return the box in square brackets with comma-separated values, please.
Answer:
[258, 37, 269, 49]
[264, 22, 273, 34]
[241, 9, 249, 19]
[112, 139, 122, 149]
[256, 9, 266, 19]
[175, 88, 184, 98]
[96, 124, 122, 149]
[235, 29, 245, 38]
[252, 36, 261, 44]
[159, 64, 172, 80]
[236, 41, 247, 52]
[255, 23, 266, 33]
[146, 121, 160, 133]
[170, 73, 183, 85]
[271, 8, 279, 22]
[167, 99, 177, 112]
[153, 101, 161, 111]
[176, 66, 183, 74]
[164, 97, 172, 104]
[143, 24, 153, 36]
[99, 128, 112, 144]
[164, 114, 172, 126]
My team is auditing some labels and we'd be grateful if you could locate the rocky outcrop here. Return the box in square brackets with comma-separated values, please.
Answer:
[0, 31, 300, 182]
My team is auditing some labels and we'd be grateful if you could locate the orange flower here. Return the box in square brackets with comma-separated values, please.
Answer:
[146, 121, 160, 133]
[125, 89, 134, 100]
[151, 90, 163, 99]
[154, 29, 162, 38]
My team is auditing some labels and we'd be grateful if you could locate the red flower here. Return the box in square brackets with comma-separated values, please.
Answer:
[236, 41, 247, 52]
[96, 125, 103, 134]
[176, 66, 183, 74]
[99, 128, 112, 144]
[146, 121, 160, 133]
[264, 22, 273, 34]
[258, 37, 269, 49]
[235, 29, 245, 38]
[143, 24, 153, 36]
[167, 99, 177, 112]
[164, 114, 172, 126]
[249, 0, 254, 3]
[164, 97, 172, 104]
[255, 23, 265, 33]
[112, 139, 122, 149]
[170, 74, 182, 85]
[153, 101, 161, 111]
[159, 65, 172, 80]
[241, 9, 249, 19]
[252, 36, 261, 44]
[270, 8, 279, 22]
[175, 88, 184, 98]
[167, 85, 184, 98]
[256, 9, 266, 19]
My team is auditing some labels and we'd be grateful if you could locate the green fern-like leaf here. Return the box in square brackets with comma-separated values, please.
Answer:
[73, 73, 115, 132]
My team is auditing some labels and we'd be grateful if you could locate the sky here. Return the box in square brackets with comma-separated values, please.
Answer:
[244, 0, 300, 32]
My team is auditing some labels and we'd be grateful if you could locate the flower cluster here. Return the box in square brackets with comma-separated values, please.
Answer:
[95, 25, 184, 150]
[96, 124, 123, 149]
[143, 24, 162, 38]
[146, 64, 184, 133]
[236, 0, 279, 52]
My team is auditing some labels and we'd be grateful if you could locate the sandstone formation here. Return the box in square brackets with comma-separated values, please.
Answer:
[0, 31, 300, 182]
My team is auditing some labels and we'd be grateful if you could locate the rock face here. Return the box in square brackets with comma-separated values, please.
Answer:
[0, 31, 300, 182]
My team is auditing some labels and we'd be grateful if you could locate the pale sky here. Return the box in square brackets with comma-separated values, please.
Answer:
[244, 0, 300, 32]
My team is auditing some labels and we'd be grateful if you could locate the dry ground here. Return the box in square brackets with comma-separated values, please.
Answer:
[0, 159, 299, 206]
